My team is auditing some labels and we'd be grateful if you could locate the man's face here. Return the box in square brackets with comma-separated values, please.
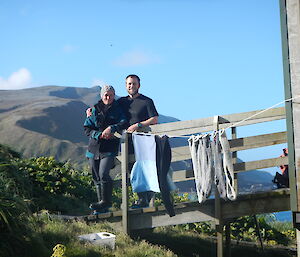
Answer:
[126, 77, 140, 96]
[101, 90, 115, 105]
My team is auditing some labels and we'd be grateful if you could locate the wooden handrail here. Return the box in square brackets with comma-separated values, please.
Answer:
[149, 107, 285, 135]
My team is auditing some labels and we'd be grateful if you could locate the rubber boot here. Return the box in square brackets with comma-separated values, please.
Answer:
[89, 183, 102, 210]
[131, 192, 149, 209]
[146, 191, 155, 206]
[90, 181, 113, 214]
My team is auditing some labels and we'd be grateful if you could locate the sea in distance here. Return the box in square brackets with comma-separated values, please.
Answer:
[274, 211, 292, 222]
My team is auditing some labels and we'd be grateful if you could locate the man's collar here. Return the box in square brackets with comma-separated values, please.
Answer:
[128, 93, 140, 99]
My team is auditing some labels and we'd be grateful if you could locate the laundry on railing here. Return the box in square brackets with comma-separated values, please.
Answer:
[188, 134, 214, 203]
[155, 135, 175, 217]
[131, 133, 160, 193]
[188, 130, 236, 203]
[131, 133, 175, 217]
[219, 130, 236, 200]
[211, 131, 226, 199]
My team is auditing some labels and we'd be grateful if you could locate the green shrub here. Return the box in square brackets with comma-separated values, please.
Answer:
[14, 156, 94, 213]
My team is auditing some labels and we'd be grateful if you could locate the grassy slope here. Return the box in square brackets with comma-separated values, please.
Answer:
[12, 216, 294, 257]
[3, 215, 178, 257]
[134, 226, 295, 257]
[0, 141, 295, 257]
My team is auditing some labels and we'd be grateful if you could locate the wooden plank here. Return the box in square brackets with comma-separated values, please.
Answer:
[283, 0, 300, 217]
[142, 207, 157, 213]
[213, 116, 223, 257]
[231, 126, 238, 204]
[171, 156, 289, 182]
[231, 127, 237, 163]
[112, 210, 122, 217]
[129, 201, 215, 230]
[222, 189, 290, 219]
[171, 145, 189, 156]
[229, 131, 287, 152]
[234, 156, 289, 172]
[121, 132, 129, 234]
[225, 223, 231, 257]
[97, 212, 112, 219]
[126, 189, 290, 230]
[116, 154, 135, 163]
[150, 107, 285, 136]
[150, 115, 285, 137]
[172, 169, 194, 182]
[171, 154, 191, 163]
[151, 116, 215, 134]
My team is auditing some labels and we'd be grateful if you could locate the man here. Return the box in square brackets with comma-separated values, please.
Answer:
[118, 74, 159, 208]
[119, 74, 158, 132]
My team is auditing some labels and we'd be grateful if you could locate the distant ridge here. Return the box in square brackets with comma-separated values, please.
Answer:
[0, 85, 179, 166]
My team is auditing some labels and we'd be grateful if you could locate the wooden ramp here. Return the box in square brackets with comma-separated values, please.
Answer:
[67, 188, 290, 231]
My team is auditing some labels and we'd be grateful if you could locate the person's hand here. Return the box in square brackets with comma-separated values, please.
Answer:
[101, 126, 112, 139]
[86, 108, 92, 117]
[127, 123, 138, 133]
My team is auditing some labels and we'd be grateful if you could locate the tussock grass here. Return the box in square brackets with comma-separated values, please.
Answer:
[26, 214, 178, 257]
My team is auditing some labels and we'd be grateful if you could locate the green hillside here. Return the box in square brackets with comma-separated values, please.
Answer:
[0, 85, 178, 168]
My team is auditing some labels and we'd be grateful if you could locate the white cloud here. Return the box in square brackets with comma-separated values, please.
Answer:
[63, 44, 77, 53]
[112, 50, 161, 67]
[0, 68, 32, 90]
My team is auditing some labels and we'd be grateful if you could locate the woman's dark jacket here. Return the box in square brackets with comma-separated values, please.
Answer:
[84, 100, 127, 159]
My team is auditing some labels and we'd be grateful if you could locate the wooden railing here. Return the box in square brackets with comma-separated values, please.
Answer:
[118, 107, 289, 239]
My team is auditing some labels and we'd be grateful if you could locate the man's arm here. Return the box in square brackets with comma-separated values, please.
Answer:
[127, 116, 158, 133]
[84, 108, 103, 139]
[86, 107, 92, 117]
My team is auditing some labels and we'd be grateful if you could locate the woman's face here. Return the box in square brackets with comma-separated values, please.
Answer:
[101, 90, 115, 105]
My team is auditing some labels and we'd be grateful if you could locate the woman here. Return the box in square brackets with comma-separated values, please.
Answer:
[84, 85, 127, 213]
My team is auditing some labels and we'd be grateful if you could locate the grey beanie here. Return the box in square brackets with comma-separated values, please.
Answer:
[100, 85, 115, 98]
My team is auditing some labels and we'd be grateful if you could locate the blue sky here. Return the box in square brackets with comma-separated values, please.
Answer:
[0, 0, 284, 122]
[0, 0, 287, 174]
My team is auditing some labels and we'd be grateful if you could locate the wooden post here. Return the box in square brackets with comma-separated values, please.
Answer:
[279, 0, 297, 212]
[213, 115, 223, 257]
[279, 0, 300, 256]
[121, 132, 129, 234]
[225, 223, 231, 257]
[253, 215, 264, 252]
[231, 127, 238, 194]
[224, 127, 236, 257]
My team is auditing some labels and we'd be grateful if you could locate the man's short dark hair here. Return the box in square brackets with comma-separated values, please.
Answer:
[126, 74, 140, 84]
